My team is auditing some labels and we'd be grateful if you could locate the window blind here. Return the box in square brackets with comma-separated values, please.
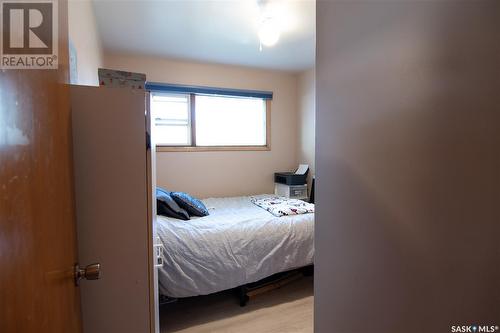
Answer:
[145, 82, 273, 100]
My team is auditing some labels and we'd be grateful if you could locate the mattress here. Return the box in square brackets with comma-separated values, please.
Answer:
[156, 195, 314, 298]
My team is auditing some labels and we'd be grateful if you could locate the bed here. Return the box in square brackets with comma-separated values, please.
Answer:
[156, 194, 314, 298]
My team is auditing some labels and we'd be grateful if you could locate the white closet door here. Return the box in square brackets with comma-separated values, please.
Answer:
[71, 86, 158, 333]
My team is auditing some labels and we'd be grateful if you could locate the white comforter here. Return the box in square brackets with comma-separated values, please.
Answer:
[157, 195, 314, 298]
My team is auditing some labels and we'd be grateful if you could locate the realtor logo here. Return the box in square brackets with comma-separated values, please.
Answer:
[1, 0, 58, 69]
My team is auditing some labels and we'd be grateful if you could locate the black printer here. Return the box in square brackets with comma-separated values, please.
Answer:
[274, 168, 308, 186]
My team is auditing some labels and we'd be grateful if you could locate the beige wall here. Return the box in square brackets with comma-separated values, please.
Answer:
[297, 68, 315, 184]
[316, 1, 500, 331]
[104, 54, 300, 198]
[68, 0, 103, 86]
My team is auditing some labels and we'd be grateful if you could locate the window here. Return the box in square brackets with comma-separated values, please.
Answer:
[150, 91, 270, 151]
[151, 94, 191, 146]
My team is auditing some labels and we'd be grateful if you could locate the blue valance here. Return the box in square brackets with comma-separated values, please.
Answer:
[145, 82, 273, 100]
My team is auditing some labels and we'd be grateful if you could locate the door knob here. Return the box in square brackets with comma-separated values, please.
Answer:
[74, 263, 101, 286]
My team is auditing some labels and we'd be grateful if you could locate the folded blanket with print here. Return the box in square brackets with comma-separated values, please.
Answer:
[251, 196, 314, 217]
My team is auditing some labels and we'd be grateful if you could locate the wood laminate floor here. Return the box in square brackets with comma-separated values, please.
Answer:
[160, 276, 313, 333]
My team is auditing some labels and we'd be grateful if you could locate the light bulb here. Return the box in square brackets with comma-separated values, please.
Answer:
[258, 18, 280, 47]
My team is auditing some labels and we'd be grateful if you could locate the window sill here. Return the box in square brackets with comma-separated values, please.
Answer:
[156, 145, 271, 152]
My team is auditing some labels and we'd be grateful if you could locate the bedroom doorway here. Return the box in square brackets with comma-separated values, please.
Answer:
[142, 1, 316, 332]
[72, 0, 316, 332]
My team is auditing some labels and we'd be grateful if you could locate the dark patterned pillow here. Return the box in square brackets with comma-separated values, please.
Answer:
[170, 192, 209, 217]
[156, 188, 190, 220]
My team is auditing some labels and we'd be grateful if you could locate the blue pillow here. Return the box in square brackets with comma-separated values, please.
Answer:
[170, 192, 209, 217]
[156, 188, 190, 220]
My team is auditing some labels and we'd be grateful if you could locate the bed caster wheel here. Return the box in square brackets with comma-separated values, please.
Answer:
[240, 295, 249, 307]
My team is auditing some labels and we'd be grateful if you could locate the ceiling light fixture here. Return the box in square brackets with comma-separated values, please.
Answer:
[259, 17, 280, 48]
[257, 0, 281, 51]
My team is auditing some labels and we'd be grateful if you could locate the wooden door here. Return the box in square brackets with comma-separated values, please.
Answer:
[0, 0, 82, 332]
